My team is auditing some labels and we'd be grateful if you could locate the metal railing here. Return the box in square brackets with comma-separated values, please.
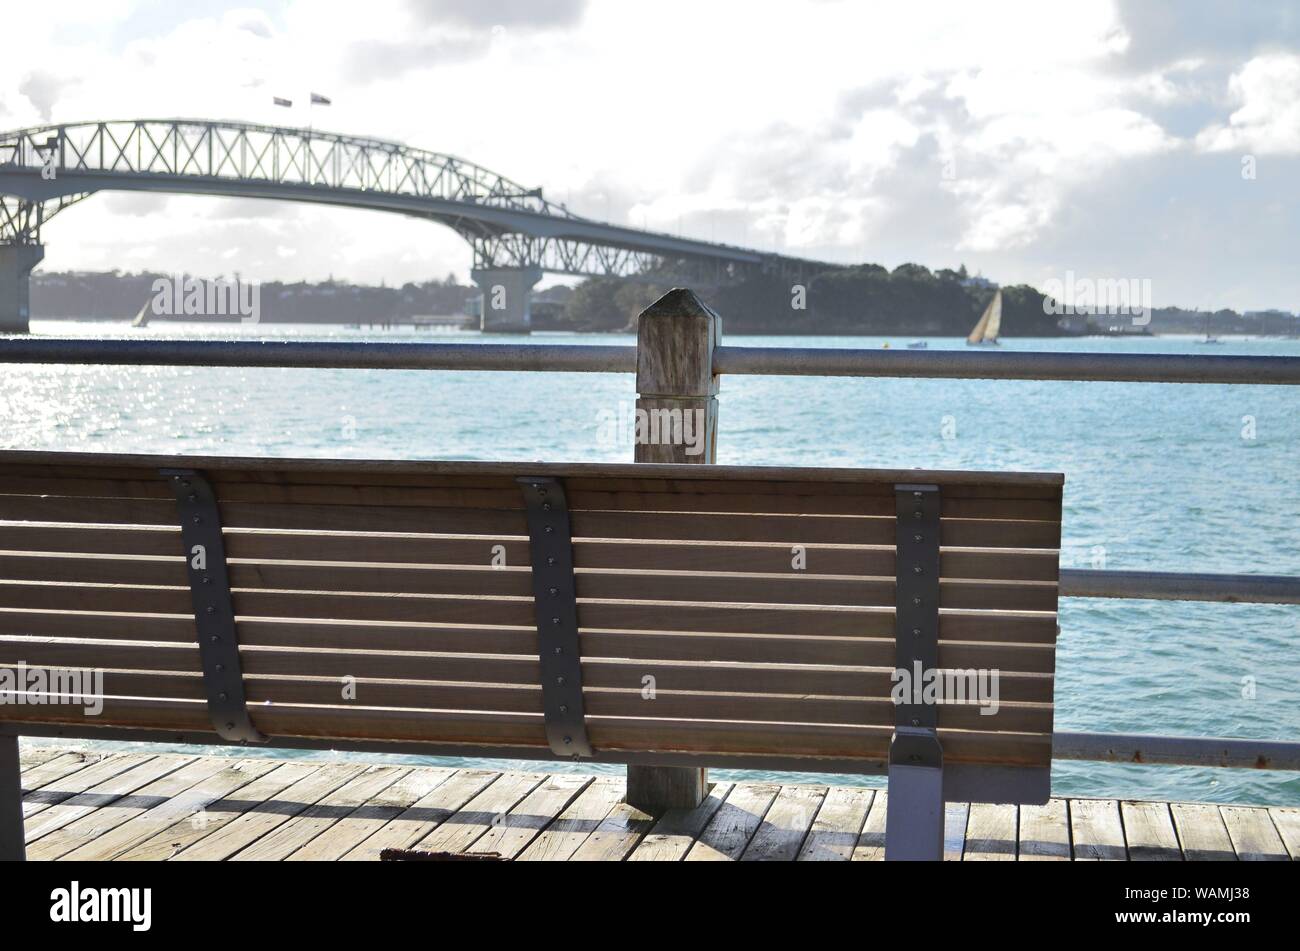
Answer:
[3, 333, 1299, 771]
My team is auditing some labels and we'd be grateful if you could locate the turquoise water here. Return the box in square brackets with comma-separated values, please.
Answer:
[4, 319, 1299, 805]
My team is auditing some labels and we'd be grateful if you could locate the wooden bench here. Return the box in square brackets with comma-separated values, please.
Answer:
[0, 450, 1062, 860]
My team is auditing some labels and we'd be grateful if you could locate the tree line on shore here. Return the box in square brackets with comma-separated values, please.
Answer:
[30, 265, 1297, 336]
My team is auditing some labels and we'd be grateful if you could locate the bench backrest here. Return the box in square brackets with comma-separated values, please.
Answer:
[0, 451, 1062, 797]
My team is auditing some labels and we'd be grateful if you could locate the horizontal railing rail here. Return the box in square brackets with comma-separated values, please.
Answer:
[3, 333, 1298, 772]
[1060, 569, 1300, 605]
[5, 337, 1300, 384]
[1053, 733, 1300, 771]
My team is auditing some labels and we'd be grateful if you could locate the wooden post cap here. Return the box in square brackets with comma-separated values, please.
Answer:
[635, 288, 721, 397]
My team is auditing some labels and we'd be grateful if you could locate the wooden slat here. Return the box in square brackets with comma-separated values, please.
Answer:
[628, 782, 734, 861]
[0, 582, 1057, 643]
[569, 800, 659, 861]
[740, 784, 826, 861]
[686, 782, 779, 861]
[58, 758, 282, 861]
[0, 612, 1057, 678]
[795, 786, 873, 861]
[0, 472, 1060, 521]
[1170, 803, 1237, 861]
[287, 767, 456, 861]
[1017, 798, 1071, 860]
[1120, 801, 1182, 861]
[1220, 806, 1290, 861]
[0, 637, 1054, 702]
[231, 765, 410, 861]
[338, 769, 499, 862]
[26, 756, 235, 860]
[963, 803, 1018, 860]
[1266, 808, 1299, 860]
[465, 774, 593, 859]
[169, 762, 367, 860]
[412, 772, 547, 855]
[22, 753, 156, 820]
[109, 761, 322, 860]
[25, 755, 191, 845]
[516, 777, 624, 862]
[851, 789, 889, 860]
[1070, 799, 1128, 860]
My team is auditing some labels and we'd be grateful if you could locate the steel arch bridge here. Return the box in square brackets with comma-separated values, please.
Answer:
[0, 119, 831, 286]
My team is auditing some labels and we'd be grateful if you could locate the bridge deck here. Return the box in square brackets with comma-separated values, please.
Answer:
[16, 745, 1298, 861]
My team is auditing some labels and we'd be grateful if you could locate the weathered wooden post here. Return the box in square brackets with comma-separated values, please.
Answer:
[626, 287, 720, 811]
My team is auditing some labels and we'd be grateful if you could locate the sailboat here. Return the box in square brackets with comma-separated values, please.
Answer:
[130, 300, 151, 328]
[967, 289, 1002, 346]
[1197, 310, 1220, 344]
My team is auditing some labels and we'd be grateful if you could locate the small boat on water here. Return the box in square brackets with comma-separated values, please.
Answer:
[906, 341, 928, 349]
[1197, 311, 1221, 344]
[966, 289, 1001, 346]
[130, 300, 150, 328]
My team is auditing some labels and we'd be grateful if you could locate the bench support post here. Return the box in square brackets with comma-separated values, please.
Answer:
[625, 288, 720, 812]
[0, 733, 24, 861]
[885, 484, 945, 860]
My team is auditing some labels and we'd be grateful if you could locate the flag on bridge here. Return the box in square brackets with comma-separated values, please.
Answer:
[310, 93, 332, 106]
[273, 97, 293, 107]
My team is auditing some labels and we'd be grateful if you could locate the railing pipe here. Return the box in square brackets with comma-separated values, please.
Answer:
[1053, 732, 1300, 771]
[1061, 569, 1300, 605]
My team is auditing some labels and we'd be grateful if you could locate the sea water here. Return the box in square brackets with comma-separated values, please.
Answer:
[3, 319, 1298, 805]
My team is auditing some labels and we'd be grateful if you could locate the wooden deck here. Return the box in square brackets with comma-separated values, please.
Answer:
[15, 745, 1299, 861]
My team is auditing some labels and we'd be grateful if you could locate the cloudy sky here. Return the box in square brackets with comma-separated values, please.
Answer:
[2, 0, 1298, 310]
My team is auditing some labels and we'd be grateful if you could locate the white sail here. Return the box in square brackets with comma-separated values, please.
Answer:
[967, 290, 1002, 345]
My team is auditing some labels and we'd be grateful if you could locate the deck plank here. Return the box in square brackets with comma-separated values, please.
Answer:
[1070, 799, 1127, 861]
[1220, 806, 1290, 861]
[61, 758, 281, 861]
[963, 803, 1017, 860]
[467, 773, 592, 859]
[516, 776, 624, 862]
[1018, 798, 1070, 860]
[170, 762, 367, 860]
[29, 756, 231, 861]
[25, 755, 190, 845]
[111, 761, 321, 860]
[289, 767, 455, 861]
[686, 782, 780, 861]
[340, 769, 499, 861]
[630, 782, 734, 862]
[1267, 808, 1300, 860]
[1120, 801, 1182, 861]
[945, 802, 971, 861]
[797, 786, 874, 862]
[742, 785, 826, 861]
[570, 800, 659, 861]
[23, 752, 154, 819]
[1169, 802, 1236, 861]
[232, 765, 409, 861]
[852, 789, 889, 860]
[413, 772, 545, 856]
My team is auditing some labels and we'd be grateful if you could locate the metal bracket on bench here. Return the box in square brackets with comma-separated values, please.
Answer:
[885, 483, 944, 860]
[160, 468, 266, 745]
[518, 477, 592, 758]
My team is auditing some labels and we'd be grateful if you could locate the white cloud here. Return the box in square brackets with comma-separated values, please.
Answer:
[1196, 53, 1300, 154]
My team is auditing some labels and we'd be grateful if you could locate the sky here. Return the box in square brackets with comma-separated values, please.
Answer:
[2, 0, 1299, 310]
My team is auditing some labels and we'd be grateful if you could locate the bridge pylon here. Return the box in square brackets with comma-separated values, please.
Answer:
[472, 266, 543, 333]
[0, 243, 43, 334]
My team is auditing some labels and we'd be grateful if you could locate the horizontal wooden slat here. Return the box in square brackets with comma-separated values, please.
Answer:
[0, 667, 1051, 733]
[1, 495, 1059, 550]
[0, 582, 1055, 642]
[0, 528, 1059, 583]
[0, 613, 1055, 675]
[0, 553, 1058, 612]
[0, 474, 1061, 520]
[0, 695, 1051, 765]
[0, 639, 1053, 702]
